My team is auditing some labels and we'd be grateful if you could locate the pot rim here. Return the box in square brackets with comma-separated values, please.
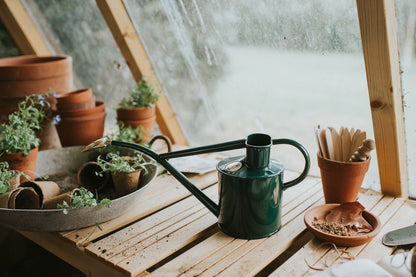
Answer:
[0, 55, 72, 68]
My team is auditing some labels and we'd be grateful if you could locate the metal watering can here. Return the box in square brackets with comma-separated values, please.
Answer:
[85, 133, 310, 239]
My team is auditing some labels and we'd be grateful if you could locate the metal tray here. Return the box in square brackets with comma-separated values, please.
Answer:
[0, 146, 158, 231]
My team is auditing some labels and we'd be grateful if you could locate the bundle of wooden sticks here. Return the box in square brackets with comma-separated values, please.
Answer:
[315, 126, 375, 162]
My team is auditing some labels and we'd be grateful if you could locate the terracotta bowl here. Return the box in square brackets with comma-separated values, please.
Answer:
[304, 203, 381, 246]
[53, 101, 105, 117]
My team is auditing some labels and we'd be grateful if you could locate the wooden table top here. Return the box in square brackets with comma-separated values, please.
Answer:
[20, 167, 416, 277]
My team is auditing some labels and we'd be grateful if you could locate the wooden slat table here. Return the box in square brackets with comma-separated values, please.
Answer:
[19, 168, 416, 277]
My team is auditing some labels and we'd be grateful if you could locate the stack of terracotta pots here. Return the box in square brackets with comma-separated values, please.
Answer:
[0, 55, 73, 149]
[53, 88, 106, 146]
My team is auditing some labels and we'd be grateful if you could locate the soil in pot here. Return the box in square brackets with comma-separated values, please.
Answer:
[77, 161, 111, 192]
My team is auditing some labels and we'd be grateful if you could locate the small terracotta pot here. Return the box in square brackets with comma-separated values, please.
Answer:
[111, 169, 143, 197]
[0, 147, 38, 183]
[317, 153, 371, 203]
[116, 106, 155, 121]
[118, 116, 156, 144]
[53, 101, 105, 118]
[43, 188, 81, 209]
[56, 112, 106, 146]
[56, 88, 95, 111]
[77, 161, 110, 191]
[20, 180, 60, 208]
[8, 187, 40, 209]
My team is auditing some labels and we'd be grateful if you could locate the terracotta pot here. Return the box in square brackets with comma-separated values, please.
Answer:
[317, 153, 371, 203]
[20, 180, 60, 208]
[56, 112, 106, 146]
[111, 169, 143, 197]
[118, 116, 156, 144]
[0, 55, 73, 150]
[56, 88, 95, 111]
[0, 55, 73, 98]
[0, 147, 38, 183]
[116, 106, 155, 121]
[53, 101, 105, 118]
[43, 188, 81, 209]
[8, 187, 40, 209]
[77, 161, 110, 191]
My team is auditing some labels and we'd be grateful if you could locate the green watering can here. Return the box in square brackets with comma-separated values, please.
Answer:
[84, 133, 310, 239]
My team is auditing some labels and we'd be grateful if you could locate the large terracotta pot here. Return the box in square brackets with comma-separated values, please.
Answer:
[116, 106, 156, 143]
[0, 147, 39, 183]
[317, 153, 371, 204]
[56, 112, 106, 146]
[56, 88, 95, 111]
[0, 55, 73, 150]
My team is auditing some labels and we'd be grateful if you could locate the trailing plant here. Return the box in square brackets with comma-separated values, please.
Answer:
[0, 161, 29, 194]
[117, 79, 160, 109]
[0, 91, 58, 156]
[57, 187, 112, 215]
[96, 152, 150, 176]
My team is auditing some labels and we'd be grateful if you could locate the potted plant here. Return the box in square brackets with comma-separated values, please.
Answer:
[116, 79, 160, 144]
[0, 92, 56, 181]
[96, 152, 151, 197]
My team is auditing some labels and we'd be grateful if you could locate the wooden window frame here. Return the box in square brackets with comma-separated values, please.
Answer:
[0, 0, 409, 197]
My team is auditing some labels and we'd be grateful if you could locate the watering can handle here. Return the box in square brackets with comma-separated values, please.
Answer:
[272, 139, 310, 190]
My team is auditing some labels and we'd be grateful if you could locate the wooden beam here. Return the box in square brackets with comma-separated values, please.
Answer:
[96, 0, 188, 146]
[0, 0, 50, 55]
[356, 0, 408, 197]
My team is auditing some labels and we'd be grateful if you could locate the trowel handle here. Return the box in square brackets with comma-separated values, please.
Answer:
[272, 139, 310, 190]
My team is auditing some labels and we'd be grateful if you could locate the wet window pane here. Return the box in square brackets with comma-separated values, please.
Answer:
[23, 0, 136, 127]
[396, 0, 416, 197]
[125, 0, 383, 191]
[0, 20, 20, 57]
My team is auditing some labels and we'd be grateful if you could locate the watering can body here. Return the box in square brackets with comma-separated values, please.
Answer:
[84, 133, 310, 240]
[217, 156, 285, 239]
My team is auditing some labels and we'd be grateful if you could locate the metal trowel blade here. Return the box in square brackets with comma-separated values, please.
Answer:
[382, 224, 416, 246]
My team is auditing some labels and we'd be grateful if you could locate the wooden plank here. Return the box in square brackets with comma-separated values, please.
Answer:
[86, 186, 217, 261]
[62, 170, 217, 245]
[0, 0, 50, 55]
[356, 0, 408, 197]
[19, 231, 127, 277]
[149, 178, 322, 276]
[95, 0, 187, 145]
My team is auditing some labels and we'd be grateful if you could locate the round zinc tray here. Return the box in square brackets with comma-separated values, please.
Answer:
[0, 146, 158, 232]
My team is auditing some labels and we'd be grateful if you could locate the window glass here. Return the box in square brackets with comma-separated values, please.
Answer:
[125, 0, 382, 191]
[0, 20, 20, 57]
[23, 0, 136, 128]
[396, 0, 416, 197]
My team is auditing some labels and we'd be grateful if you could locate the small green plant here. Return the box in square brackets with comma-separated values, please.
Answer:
[0, 161, 29, 194]
[57, 187, 112, 215]
[110, 121, 149, 145]
[117, 79, 160, 109]
[96, 152, 150, 176]
[0, 91, 57, 156]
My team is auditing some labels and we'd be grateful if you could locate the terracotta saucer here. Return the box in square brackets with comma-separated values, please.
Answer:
[304, 204, 381, 246]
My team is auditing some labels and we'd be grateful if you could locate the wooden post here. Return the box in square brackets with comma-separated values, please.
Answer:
[356, 0, 408, 197]
[0, 0, 50, 55]
[96, 0, 188, 146]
